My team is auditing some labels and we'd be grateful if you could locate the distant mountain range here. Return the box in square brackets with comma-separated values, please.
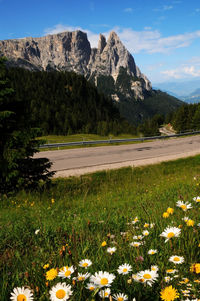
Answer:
[0, 30, 184, 124]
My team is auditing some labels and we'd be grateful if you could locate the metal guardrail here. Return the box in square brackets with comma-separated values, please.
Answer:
[39, 130, 200, 149]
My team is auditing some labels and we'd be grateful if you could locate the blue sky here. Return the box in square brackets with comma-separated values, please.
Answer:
[1, 0, 200, 85]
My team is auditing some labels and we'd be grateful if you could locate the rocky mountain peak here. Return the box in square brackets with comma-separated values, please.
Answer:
[0, 30, 152, 100]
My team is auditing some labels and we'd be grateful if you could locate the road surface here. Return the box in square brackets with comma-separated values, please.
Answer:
[35, 135, 200, 177]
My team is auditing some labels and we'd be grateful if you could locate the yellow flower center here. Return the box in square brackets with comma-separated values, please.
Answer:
[17, 295, 27, 301]
[180, 204, 186, 210]
[167, 269, 174, 273]
[78, 276, 84, 281]
[143, 273, 152, 279]
[56, 289, 66, 299]
[82, 262, 88, 267]
[118, 298, 124, 301]
[123, 268, 128, 273]
[65, 270, 71, 277]
[167, 232, 175, 238]
[139, 278, 145, 282]
[105, 292, 108, 296]
[173, 257, 180, 262]
[151, 251, 155, 254]
[100, 278, 108, 285]
[89, 286, 95, 291]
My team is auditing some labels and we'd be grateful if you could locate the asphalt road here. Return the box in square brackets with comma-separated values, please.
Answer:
[35, 135, 200, 177]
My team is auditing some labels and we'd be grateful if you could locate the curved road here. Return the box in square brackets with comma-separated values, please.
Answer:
[35, 135, 200, 177]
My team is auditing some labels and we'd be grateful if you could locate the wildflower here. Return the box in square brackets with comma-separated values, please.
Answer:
[49, 282, 72, 301]
[182, 216, 189, 222]
[90, 271, 115, 287]
[43, 263, 49, 269]
[160, 227, 181, 243]
[51, 198, 55, 204]
[76, 272, 91, 281]
[150, 223, 155, 228]
[167, 208, 174, 214]
[163, 212, 169, 218]
[137, 269, 158, 286]
[85, 283, 97, 291]
[166, 269, 178, 274]
[117, 263, 132, 275]
[193, 196, 200, 203]
[165, 276, 172, 283]
[160, 285, 179, 301]
[35, 229, 40, 235]
[112, 292, 128, 301]
[142, 230, 149, 236]
[148, 249, 157, 255]
[99, 288, 111, 298]
[190, 263, 200, 274]
[169, 255, 184, 264]
[130, 241, 141, 247]
[58, 266, 75, 279]
[10, 287, 34, 301]
[151, 265, 159, 272]
[144, 223, 149, 228]
[79, 259, 92, 269]
[132, 217, 139, 224]
[176, 201, 192, 211]
[46, 268, 58, 280]
[107, 247, 116, 255]
[101, 241, 107, 247]
[186, 219, 195, 227]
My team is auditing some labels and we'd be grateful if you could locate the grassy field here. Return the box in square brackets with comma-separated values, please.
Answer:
[1, 156, 200, 300]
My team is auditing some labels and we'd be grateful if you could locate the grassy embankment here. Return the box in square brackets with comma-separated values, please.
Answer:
[1, 156, 200, 300]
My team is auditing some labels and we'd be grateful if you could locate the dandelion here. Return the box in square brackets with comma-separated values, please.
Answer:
[58, 266, 75, 279]
[112, 292, 128, 301]
[46, 268, 58, 281]
[101, 241, 107, 247]
[160, 285, 179, 301]
[98, 288, 111, 298]
[10, 287, 34, 301]
[176, 201, 192, 211]
[160, 227, 181, 243]
[169, 255, 184, 264]
[148, 249, 157, 255]
[49, 283, 72, 301]
[107, 247, 116, 255]
[137, 269, 158, 286]
[163, 212, 169, 218]
[79, 259, 92, 269]
[117, 263, 132, 275]
[167, 208, 174, 214]
[186, 219, 195, 227]
[90, 271, 115, 287]
[43, 263, 49, 269]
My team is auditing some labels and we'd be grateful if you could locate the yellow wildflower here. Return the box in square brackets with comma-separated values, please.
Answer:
[160, 285, 179, 301]
[186, 219, 195, 227]
[167, 208, 174, 215]
[43, 263, 50, 269]
[46, 268, 58, 280]
[163, 212, 169, 218]
[101, 241, 107, 247]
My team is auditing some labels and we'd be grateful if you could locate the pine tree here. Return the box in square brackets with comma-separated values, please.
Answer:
[0, 57, 54, 193]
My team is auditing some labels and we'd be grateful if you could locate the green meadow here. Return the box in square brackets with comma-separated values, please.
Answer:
[1, 156, 200, 300]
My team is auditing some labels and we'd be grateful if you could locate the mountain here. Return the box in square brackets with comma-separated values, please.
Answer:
[181, 88, 200, 104]
[0, 30, 183, 124]
[154, 79, 200, 97]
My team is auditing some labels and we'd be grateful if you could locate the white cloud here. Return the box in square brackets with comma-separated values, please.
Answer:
[163, 5, 173, 10]
[123, 8, 133, 13]
[44, 24, 200, 55]
[161, 62, 200, 79]
[153, 5, 173, 11]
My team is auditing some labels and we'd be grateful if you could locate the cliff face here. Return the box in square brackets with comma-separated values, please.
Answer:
[0, 30, 152, 100]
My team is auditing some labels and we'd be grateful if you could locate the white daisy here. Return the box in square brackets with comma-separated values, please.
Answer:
[137, 269, 159, 286]
[176, 200, 192, 211]
[117, 263, 132, 275]
[169, 255, 184, 264]
[182, 216, 189, 222]
[10, 287, 34, 301]
[150, 223, 155, 228]
[137, 235, 144, 240]
[98, 288, 111, 298]
[76, 272, 91, 281]
[132, 217, 139, 224]
[113, 293, 128, 301]
[130, 241, 141, 247]
[193, 196, 200, 203]
[107, 247, 116, 255]
[166, 269, 178, 274]
[58, 266, 75, 279]
[142, 230, 149, 236]
[85, 283, 97, 291]
[49, 282, 72, 301]
[90, 271, 115, 287]
[160, 226, 181, 242]
[151, 265, 159, 272]
[79, 259, 92, 269]
[164, 276, 172, 283]
[148, 249, 157, 255]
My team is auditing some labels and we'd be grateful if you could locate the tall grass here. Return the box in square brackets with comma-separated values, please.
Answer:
[1, 156, 200, 300]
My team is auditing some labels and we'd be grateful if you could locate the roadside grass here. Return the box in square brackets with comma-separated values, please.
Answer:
[1, 156, 200, 300]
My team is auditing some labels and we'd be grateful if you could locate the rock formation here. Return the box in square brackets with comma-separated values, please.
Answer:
[0, 30, 152, 100]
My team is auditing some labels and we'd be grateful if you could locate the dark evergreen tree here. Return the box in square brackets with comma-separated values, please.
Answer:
[0, 58, 54, 193]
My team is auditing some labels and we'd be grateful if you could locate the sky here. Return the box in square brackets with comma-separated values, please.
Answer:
[1, 0, 200, 87]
